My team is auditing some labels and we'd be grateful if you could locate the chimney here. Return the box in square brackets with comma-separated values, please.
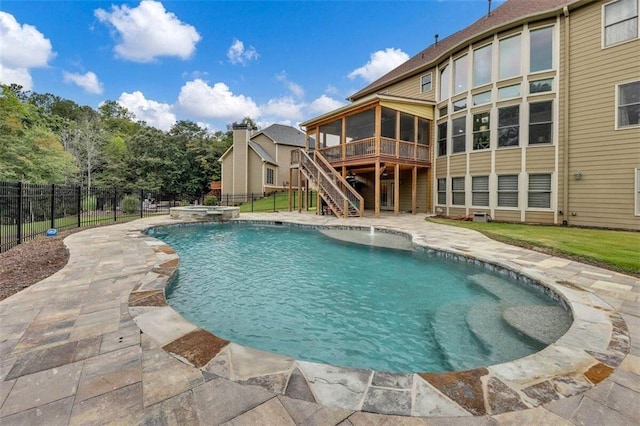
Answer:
[232, 123, 251, 146]
[487, 0, 492, 17]
[434, 34, 439, 46]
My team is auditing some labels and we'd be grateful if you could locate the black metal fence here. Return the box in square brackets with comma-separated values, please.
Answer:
[218, 190, 315, 213]
[0, 181, 183, 253]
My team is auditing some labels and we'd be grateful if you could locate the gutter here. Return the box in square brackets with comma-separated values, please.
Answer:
[562, 5, 570, 225]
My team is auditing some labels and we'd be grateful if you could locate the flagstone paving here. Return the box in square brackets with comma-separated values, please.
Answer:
[1, 212, 638, 425]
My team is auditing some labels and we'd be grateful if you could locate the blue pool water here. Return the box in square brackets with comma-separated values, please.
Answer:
[154, 223, 570, 373]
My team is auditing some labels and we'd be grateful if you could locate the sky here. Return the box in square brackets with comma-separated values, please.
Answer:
[0, 0, 500, 132]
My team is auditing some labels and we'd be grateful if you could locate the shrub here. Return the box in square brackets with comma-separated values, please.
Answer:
[204, 195, 217, 206]
[82, 195, 97, 211]
[121, 196, 139, 214]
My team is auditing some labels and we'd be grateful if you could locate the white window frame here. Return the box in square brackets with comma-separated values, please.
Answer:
[636, 168, 640, 216]
[451, 177, 466, 205]
[615, 80, 640, 129]
[472, 175, 489, 206]
[602, 0, 640, 48]
[266, 167, 275, 185]
[437, 178, 447, 205]
[497, 174, 519, 208]
[527, 173, 552, 210]
[421, 73, 433, 93]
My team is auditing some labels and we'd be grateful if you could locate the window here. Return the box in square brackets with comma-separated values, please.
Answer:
[498, 84, 521, 100]
[498, 105, 520, 147]
[452, 177, 465, 205]
[473, 44, 493, 87]
[454, 55, 469, 94]
[453, 98, 467, 111]
[266, 167, 275, 185]
[528, 174, 551, 208]
[617, 81, 640, 128]
[439, 106, 448, 117]
[604, 0, 639, 47]
[472, 176, 489, 206]
[473, 112, 490, 150]
[498, 175, 519, 207]
[437, 122, 448, 156]
[421, 73, 432, 93]
[529, 101, 553, 145]
[530, 78, 553, 94]
[452, 117, 466, 153]
[440, 64, 451, 100]
[499, 34, 521, 79]
[473, 91, 492, 106]
[319, 120, 342, 147]
[417, 118, 430, 145]
[530, 27, 553, 72]
[437, 178, 447, 205]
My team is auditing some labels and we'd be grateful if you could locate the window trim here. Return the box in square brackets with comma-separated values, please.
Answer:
[497, 104, 520, 148]
[437, 121, 448, 157]
[602, 0, 640, 49]
[472, 111, 491, 151]
[420, 72, 433, 93]
[266, 167, 275, 185]
[497, 174, 519, 208]
[529, 25, 554, 74]
[471, 175, 489, 206]
[527, 173, 552, 210]
[451, 176, 466, 205]
[636, 168, 640, 216]
[451, 116, 467, 154]
[437, 177, 447, 205]
[528, 100, 554, 145]
[615, 80, 640, 129]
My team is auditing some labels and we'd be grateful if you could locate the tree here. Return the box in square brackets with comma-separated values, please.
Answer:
[67, 115, 104, 189]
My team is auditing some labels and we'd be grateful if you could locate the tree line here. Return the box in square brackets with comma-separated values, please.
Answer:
[0, 84, 251, 200]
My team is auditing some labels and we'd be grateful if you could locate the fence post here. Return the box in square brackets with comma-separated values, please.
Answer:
[17, 181, 23, 246]
[293, 191, 296, 210]
[77, 186, 82, 228]
[113, 188, 118, 222]
[50, 184, 55, 229]
[140, 189, 144, 218]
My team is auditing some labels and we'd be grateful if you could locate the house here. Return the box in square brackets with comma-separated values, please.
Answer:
[220, 123, 307, 201]
[291, 0, 639, 230]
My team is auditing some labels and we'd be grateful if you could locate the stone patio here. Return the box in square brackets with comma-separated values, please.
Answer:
[0, 212, 638, 425]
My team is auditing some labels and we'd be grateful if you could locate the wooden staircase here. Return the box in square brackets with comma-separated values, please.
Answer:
[291, 149, 363, 217]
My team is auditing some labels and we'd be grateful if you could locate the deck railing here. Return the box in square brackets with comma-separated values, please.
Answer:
[317, 137, 430, 163]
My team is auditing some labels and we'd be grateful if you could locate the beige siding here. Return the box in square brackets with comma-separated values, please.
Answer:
[384, 69, 437, 101]
[469, 152, 491, 174]
[379, 101, 434, 120]
[525, 146, 555, 172]
[449, 156, 466, 176]
[247, 151, 264, 194]
[493, 210, 522, 222]
[435, 157, 448, 177]
[495, 149, 522, 172]
[398, 169, 428, 212]
[448, 207, 466, 217]
[252, 134, 277, 161]
[525, 211, 554, 224]
[221, 154, 234, 194]
[565, 2, 640, 229]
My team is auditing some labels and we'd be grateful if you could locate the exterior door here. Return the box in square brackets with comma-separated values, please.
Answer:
[380, 180, 394, 210]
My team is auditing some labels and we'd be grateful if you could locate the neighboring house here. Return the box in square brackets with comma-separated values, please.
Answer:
[220, 123, 307, 201]
[293, 0, 639, 230]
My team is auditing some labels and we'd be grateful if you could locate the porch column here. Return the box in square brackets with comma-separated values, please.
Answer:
[297, 169, 303, 213]
[394, 164, 400, 216]
[341, 118, 346, 162]
[342, 166, 347, 179]
[288, 168, 293, 212]
[412, 166, 418, 214]
[375, 105, 382, 156]
[375, 160, 381, 218]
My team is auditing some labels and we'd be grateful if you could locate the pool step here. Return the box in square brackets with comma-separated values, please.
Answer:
[503, 305, 572, 345]
[469, 273, 534, 304]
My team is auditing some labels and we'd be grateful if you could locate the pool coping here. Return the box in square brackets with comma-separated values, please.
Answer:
[128, 216, 630, 417]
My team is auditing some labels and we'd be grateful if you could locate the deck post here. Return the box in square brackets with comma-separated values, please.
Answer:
[375, 160, 381, 218]
[394, 164, 400, 216]
[412, 166, 418, 214]
[297, 169, 303, 213]
[288, 168, 293, 212]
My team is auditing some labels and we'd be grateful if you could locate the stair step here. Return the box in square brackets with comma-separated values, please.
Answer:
[431, 304, 487, 371]
[503, 305, 572, 345]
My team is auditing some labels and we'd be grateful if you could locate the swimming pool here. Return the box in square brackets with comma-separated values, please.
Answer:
[154, 222, 571, 373]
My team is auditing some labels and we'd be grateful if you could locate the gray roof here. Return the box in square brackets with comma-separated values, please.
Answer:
[253, 124, 306, 147]
[248, 141, 276, 164]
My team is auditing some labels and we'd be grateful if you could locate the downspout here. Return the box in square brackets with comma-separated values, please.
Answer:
[562, 6, 570, 225]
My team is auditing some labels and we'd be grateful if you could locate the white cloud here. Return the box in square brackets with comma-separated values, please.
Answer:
[0, 12, 54, 90]
[95, 0, 200, 62]
[261, 97, 304, 122]
[63, 71, 104, 94]
[347, 48, 409, 83]
[227, 38, 259, 65]
[116, 91, 176, 131]
[308, 95, 345, 115]
[177, 79, 260, 121]
[276, 71, 304, 98]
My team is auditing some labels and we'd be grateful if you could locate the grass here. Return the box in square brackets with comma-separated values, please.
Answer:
[427, 218, 640, 276]
[238, 193, 315, 213]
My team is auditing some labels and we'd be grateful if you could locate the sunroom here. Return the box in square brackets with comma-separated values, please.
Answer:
[293, 94, 435, 217]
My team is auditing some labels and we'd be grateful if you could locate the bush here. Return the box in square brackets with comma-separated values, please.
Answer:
[121, 196, 139, 214]
[82, 195, 97, 211]
[204, 195, 217, 206]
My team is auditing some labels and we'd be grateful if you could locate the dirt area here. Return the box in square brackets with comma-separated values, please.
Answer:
[0, 229, 82, 301]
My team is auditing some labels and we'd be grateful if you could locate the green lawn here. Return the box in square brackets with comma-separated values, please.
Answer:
[238, 193, 315, 213]
[427, 218, 640, 276]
